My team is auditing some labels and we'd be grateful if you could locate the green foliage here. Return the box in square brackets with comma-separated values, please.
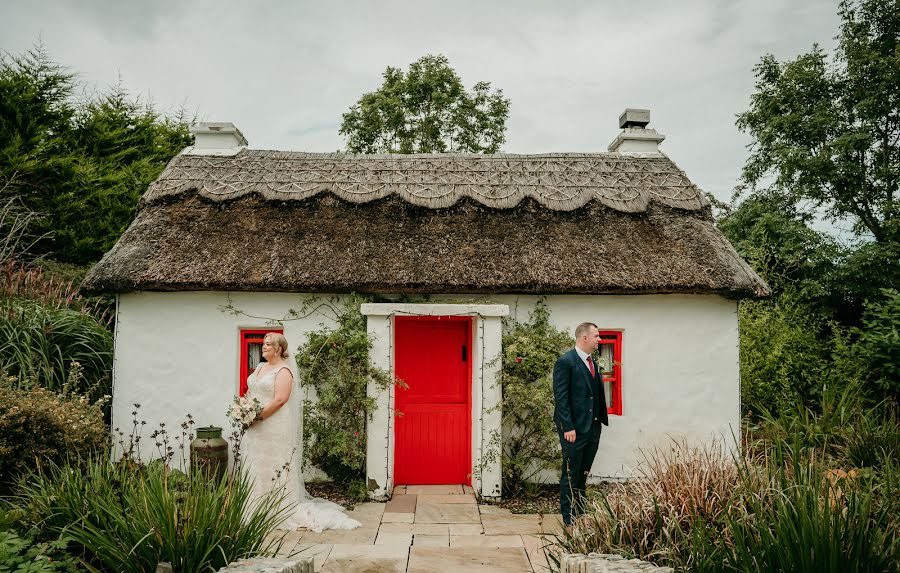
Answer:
[0, 296, 113, 396]
[13, 459, 287, 573]
[0, 529, 80, 573]
[296, 296, 392, 490]
[716, 193, 841, 303]
[0, 44, 193, 264]
[340, 54, 510, 154]
[855, 289, 900, 397]
[0, 381, 108, 494]
[738, 290, 859, 416]
[497, 300, 572, 495]
[736, 0, 899, 244]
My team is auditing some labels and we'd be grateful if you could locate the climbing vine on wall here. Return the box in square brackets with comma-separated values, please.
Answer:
[294, 295, 393, 499]
[497, 299, 573, 496]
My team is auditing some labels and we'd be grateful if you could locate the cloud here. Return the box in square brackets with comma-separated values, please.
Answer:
[1, 0, 842, 203]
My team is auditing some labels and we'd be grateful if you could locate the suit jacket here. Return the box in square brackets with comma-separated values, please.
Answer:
[553, 348, 609, 434]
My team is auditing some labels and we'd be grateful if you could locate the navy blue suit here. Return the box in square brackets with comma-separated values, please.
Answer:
[553, 348, 609, 524]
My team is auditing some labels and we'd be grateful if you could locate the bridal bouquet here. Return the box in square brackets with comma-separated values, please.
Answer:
[228, 395, 262, 429]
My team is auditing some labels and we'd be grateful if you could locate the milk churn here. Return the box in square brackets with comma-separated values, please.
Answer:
[191, 426, 228, 481]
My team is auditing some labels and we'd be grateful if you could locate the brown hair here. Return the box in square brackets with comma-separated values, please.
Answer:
[574, 322, 598, 339]
[264, 332, 290, 359]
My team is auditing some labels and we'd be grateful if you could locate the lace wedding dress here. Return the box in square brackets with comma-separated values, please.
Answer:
[241, 363, 361, 532]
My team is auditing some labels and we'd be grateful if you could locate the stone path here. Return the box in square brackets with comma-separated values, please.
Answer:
[269, 485, 563, 572]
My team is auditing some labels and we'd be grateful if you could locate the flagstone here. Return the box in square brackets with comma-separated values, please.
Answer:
[292, 544, 333, 573]
[381, 511, 415, 523]
[379, 522, 450, 535]
[482, 513, 545, 534]
[273, 530, 305, 556]
[375, 531, 413, 546]
[405, 484, 464, 495]
[385, 494, 417, 513]
[346, 502, 386, 518]
[415, 503, 480, 523]
[448, 523, 483, 535]
[417, 494, 477, 505]
[407, 547, 531, 573]
[321, 543, 408, 573]
[413, 534, 449, 547]
[299, 526, 378, 545]
[450, 534, 524, 547]
[521, 535, 559, 573]
[478, 504, 513, 515]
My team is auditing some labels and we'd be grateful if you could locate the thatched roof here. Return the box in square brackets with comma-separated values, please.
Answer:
[81, 150, 769, 298]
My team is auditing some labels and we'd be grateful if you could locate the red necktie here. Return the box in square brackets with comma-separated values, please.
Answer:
[586, 356, 595, 377]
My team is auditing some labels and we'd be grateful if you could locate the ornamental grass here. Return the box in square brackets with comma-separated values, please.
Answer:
[15, 458, 290, 573]
[558, 439, 900, 572]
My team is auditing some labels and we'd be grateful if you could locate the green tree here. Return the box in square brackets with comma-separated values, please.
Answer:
[0, 44, 193, 265]
[340, 54, 510, 154]
[736, 0, 899, 244]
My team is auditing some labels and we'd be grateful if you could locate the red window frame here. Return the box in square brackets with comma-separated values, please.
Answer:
[599, 331, 623, 416]
[239, 328, 283, 396]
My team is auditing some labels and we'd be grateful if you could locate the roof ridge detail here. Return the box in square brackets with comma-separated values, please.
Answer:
[142, 149, 708, 213]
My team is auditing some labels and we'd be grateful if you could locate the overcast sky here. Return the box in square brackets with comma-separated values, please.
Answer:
[2, 0, 842, 205]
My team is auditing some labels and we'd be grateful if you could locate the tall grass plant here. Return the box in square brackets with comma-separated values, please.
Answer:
[15, 458, 289, 573]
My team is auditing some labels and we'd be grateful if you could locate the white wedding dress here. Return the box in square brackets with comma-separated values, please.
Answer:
[241, 363, 361, 532]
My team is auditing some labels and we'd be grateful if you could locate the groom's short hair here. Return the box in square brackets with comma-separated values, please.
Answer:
[574, 322, 598, 339]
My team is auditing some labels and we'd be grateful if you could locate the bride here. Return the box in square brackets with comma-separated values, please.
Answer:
[240, 332, 361, 532]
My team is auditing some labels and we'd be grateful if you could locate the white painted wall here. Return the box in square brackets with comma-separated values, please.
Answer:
[112, 291, 739, 482]
[491, 294, 741, 481]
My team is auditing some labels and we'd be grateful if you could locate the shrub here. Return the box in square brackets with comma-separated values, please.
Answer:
[559, 439, 740, 565]
[0, 377, 108, 493]
[855, 289, 900, 401]
[738, 290, 860, 417]
[14, 458, 288, 573]
[296, 296, 392, 489]
[0, 295, 113, 398]
[559, 440, 900, 572]
[689, 442, 900, 573]
[496, 300, 571, 496]
[0, 529, 81, 573]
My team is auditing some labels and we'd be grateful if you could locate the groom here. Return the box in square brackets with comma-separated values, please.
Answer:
[553, 322, 609, 526]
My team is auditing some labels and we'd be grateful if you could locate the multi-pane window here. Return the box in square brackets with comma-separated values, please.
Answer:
[239, 329, 283, 396]
[598, 331, 622, 416]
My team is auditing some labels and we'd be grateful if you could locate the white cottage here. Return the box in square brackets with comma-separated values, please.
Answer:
[81, 110, 768, 499]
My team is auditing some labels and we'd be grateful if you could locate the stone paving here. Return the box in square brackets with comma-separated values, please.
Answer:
[269, 485, 564, 572]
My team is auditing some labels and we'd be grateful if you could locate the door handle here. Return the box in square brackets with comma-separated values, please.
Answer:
[462, 345, 467, 362]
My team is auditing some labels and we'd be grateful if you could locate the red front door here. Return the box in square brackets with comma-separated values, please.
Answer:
[394, 316, 472, 485]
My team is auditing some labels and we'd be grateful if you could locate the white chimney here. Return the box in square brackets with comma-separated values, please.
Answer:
[184, 122, 248, 156]
[607, 109, 665, 154]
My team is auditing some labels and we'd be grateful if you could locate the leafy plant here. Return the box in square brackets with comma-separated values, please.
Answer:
[0, 529, 80, 573]
[496, 300, 572, 496]
[14, 458, 288, 573]
[855, 289, 900, 399]
[0, 379, 108, 493]
[296, 295, 392, 492]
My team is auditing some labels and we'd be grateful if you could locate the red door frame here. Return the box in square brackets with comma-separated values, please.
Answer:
[239, 328, 283, 396]
[599, 331, 623, 416]
[393, 315, 473, 485]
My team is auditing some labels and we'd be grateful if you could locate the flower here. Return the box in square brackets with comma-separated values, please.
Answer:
[515, 356, 523, 363]
[226, 395, 263, 428]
